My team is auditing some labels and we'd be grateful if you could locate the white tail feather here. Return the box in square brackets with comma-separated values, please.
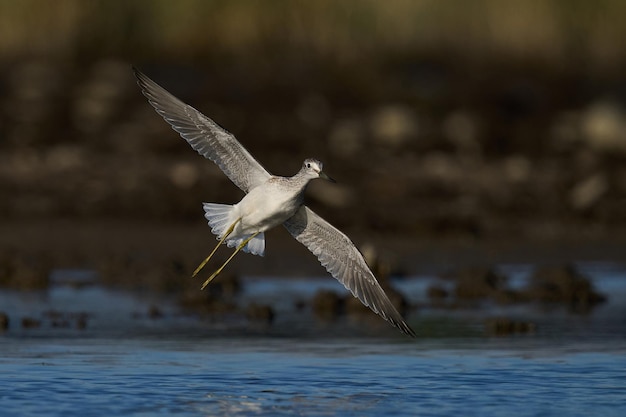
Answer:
[203, 203, 235, 239]
[202, 203, 265, 256]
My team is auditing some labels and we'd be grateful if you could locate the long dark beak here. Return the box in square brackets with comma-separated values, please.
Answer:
[319, 171, 336, 183]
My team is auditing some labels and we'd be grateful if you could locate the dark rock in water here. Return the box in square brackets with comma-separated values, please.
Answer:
[176, 272, 241, 317]
[344, 295, 369, 316]
[21, 317, 41, 329]
[204, 273, 241, 298]
[49, 269, 98, 288]
[76, 314, 88, 330]
[427, 285, 449, 301]
[148, 305, 163, 319]
[438, 266, 532, 308]
[178, 289, 238, 317]
[312, 290, 344, 321]
[0, 249, 50, 290]
[426, 284, 451, 308]
[0, 312, 9, 331]
[246, 303, 274, 324]
[485, 317, 536, 335]
[525, 264, 607, 313]
[42, 310, 90, 329]
[447, 266, 508, 300]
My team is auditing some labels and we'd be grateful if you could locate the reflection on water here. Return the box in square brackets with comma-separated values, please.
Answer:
[0, 262, 625, 416]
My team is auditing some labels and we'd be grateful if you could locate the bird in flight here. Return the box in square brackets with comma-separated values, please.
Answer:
[133, 67, 415, 337]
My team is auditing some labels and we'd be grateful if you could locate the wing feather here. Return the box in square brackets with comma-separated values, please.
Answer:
[284, 206, 416, 337]
[133, 67, 271, 193]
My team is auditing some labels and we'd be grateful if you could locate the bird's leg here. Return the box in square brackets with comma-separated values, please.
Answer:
[192, 218, 241, 277]
[200, 232, 260, 290]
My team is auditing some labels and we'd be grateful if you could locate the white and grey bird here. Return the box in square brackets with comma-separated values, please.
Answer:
[133, 67, 415, 337]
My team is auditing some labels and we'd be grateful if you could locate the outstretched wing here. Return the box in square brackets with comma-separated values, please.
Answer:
[133, 67, 271, 193]
[284, 206, 416, 337]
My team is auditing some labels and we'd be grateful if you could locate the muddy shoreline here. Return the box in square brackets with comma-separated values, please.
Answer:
[2, 218, 624, 283]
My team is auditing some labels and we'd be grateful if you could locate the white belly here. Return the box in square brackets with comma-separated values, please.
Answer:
[233, 182, 302, 235]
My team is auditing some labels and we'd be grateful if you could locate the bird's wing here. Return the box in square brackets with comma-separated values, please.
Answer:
[133, 67, 271, 193]
[283, 206, 416, 337]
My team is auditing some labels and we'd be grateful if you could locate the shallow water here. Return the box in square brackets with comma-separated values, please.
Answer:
[2, 336, 625, 417]
[1, 262, 625, 416]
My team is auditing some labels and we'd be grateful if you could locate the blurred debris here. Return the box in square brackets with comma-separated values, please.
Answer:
[147, 305, 164, 319]
[307, 181, 354, 209]
[502, 156, 531, 184]
[434, 263, 607, 313]
[1, 55, 626, 240]
[178, 289, 238, 317]
[5, 60, 65, 143]
[21, 317, 42, 329]
[447, 266, 508, 301]
[245, 303, 274, 324]
[296, 93, 331, 130]
[327, 118, 364, 158]
[570, 173, 609, 211]
[485, 317, 536, 336]
[312, 290, 343, 322]
[370, 105, 418, 148]
[169, 161, 200, 189]
[0, 312, 8, 331]
[72, 60, 132, 135]
[426, 285, 449, 305]
[43, 310, 90, 329]
[49, 269, 98, 288]
[442, 110, 481, 157]
[176, 270, 242, 317]
[581, 101, 626, 153]
[526, 264, 607, 313]
[0, 249, 50, 290]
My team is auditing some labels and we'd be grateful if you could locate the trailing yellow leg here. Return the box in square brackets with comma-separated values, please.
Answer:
[192, 218, 241, 277]
[200, 232, 260, 290]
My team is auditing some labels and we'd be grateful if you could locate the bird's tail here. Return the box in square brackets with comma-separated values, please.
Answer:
[202, 203, 265, 256]
[202, 203, 235, 239]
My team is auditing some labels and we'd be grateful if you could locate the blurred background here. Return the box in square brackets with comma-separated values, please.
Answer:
[3, 4, 626, 414]
[0, 0, 625, 326]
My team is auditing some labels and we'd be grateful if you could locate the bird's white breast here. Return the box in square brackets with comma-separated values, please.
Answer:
[234, 178, 305, 235]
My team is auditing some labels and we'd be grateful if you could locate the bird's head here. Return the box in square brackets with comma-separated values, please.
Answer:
[302, 158, 335, 183]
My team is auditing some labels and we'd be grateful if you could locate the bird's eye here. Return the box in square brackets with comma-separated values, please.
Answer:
[306, 163, 311, 168]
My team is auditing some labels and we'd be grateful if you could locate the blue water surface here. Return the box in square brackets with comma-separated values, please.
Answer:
[1, 261, 625, 417]
[1, 335, 624, 417]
